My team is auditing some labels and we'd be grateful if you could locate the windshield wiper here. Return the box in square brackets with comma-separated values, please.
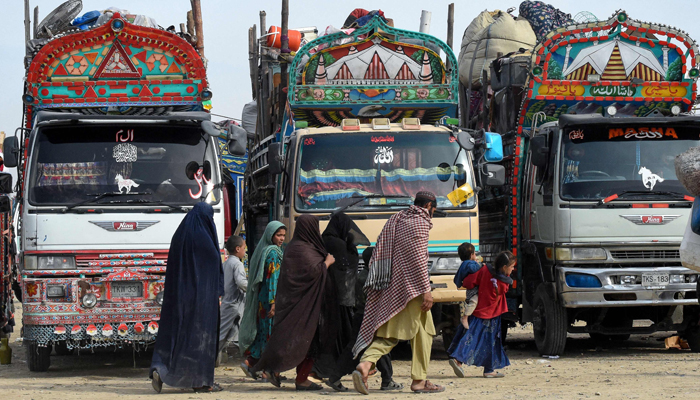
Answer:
[337, 194, 412, 213]
[598, 190, 692, 205]
[132, 199, 189, 213]
[63, 192, 148, 212]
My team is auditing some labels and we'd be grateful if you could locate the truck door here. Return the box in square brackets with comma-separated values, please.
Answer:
[530, 128, 557, 246]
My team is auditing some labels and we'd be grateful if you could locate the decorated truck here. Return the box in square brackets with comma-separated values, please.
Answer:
[471, 10, 700, 355]
[10, 7, 245, 371]
[245, 12, 504, 348]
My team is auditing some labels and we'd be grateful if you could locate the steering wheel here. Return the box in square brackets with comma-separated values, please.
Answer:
[579, 170, 611, 177]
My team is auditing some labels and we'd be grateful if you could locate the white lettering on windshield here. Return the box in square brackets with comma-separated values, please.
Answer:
[374, 146, 394, 164]
[113, 143, 137, 163]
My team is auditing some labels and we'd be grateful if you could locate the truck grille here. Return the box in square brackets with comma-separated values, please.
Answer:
[610, 250, 680, 260]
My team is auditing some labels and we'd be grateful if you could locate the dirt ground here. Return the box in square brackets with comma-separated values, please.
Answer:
[1, 303, 699, 400]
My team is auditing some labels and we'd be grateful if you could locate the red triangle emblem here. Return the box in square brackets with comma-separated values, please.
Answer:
[138, 85, 153, 97]
[54, 63, 69, 76]
[133, 50, 148, 64]
[83, 86, 98, 98]
[94, 40, 141, 79]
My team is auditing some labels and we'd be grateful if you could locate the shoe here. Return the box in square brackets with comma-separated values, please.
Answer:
[240, 361, 258, 380]
[449, 358, 466, 378]
[352, 370, 369, 395]
[483, 372, 505, 378]
[151, 370, 163, 394]
[325, 379, 348, 392]
[411, 380, 445, 393]
[267, 370, 281, 388]
[295, 382, 323, 391]
[380, 380, 404, 391]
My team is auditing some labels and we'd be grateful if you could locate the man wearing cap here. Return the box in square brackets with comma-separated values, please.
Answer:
[351, 191, 444, 394]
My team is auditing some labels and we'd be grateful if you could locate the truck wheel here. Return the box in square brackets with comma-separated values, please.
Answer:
[533, 286, 567, 356]
[54, 341, 74, 356]
[26, 341, 51, 372]
[686, 326, 700, 352]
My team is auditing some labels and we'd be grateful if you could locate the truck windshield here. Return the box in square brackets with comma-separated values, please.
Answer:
[296, 131, 475, 211]
[560, 124, 698, 200]
[28, 124, 220, 206]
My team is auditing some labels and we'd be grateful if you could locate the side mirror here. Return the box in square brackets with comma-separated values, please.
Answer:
[483, 132, 503, 162]
[456, 131, 475, 151]
[530, 135, 550, 168]
[3, 136, 19, 168]
[227, 125, 248, 157]
[201, 120, 223, 138]
[482, 164, 505, 186]
[0, 195, 10, 213]
[268, 143, 284, 175]
[0, 174, 13, 194]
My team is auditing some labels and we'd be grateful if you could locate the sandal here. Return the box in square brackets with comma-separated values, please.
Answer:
[352, 370, 370, 395]
[412, 380, 445, 393]
[449, 358, 466, 378]
[193, 383, 223, 392]
[380, 380, 404, 391]
[325, 379, 349, 392]
[483, 372, 505, 378]
[267, 370, 281, 388]
[295, 382, 323, 391]
[151, 370, 163, 394]
[240, 361, 258, 380]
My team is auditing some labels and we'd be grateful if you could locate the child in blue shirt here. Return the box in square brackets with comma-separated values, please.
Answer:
[454, 243, 481, 329]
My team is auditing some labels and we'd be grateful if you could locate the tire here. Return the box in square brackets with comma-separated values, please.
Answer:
[26, 341, 51, 372]
[532, 285, 568, 356]
[54, 341, 74, 356]
[686, 326, 700, 352]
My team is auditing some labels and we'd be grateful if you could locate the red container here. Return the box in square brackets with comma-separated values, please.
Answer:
[267, 26, 302, 51]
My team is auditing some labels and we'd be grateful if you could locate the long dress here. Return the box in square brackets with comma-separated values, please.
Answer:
[245, 251, 281, 360]
[149, 202, 223, 388]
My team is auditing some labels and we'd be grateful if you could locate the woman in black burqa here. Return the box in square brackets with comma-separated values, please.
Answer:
[251, 214, 337, 391]
[150, 202, 223, 393]
[312, 212, 367, 387]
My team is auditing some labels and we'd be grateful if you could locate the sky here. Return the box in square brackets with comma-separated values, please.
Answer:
[1, 0, 699, 135]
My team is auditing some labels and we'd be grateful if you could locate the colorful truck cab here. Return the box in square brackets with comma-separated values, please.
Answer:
[13, 12, 238, 371]
[246, 15, 504, 348]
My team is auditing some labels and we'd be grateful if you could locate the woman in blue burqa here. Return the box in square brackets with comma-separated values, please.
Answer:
[150, 202, 224, 393]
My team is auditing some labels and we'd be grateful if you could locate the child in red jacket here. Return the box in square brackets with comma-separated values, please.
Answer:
[448, 251, 515, 378]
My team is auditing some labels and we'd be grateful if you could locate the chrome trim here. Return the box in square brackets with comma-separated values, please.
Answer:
[556, 266, 696, 308]
[89, 221, 160, 232]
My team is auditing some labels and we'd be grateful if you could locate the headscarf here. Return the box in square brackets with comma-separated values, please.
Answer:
[252, 215, 335, 374]
[150, 202, 222, 388]
[238, 220, 285, 355]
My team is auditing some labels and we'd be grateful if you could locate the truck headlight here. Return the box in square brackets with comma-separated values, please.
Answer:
[38, 256, 76, 270]
[434, 257, 462, 272]
[620, 275, 637, 284]
[670, 275, 684, 284]
[46, 285, 66, 298]
[81, 293, 97, 308]
[155, 292, 164, 305]
[565, 273, 602, 288]
[556, 248, 607, 261]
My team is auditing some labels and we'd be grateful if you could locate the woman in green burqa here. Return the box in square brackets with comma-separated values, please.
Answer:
[238, 221, 286, 377]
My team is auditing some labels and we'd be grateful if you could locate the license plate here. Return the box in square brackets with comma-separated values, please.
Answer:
[642, 273, 670, 288]
[111, 282, 143, 298]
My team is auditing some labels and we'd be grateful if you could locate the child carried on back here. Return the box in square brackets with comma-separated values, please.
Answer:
[454, 243, 481, 329]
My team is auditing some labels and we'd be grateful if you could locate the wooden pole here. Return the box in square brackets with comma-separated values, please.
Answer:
[24, 0, 30, 43]
[186, 11, 195, 36]
[260, 11, 266, 37]
[190, 0, 205, 56]
[249, 25, 257, 99]
[447, 3, 455, 72]
[179, 23, 186, 34]
[278, 0, 289, 127]
[33, 6, 39, 40]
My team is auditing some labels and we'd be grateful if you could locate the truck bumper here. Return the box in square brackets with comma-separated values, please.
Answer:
[556, 266, 698, 308]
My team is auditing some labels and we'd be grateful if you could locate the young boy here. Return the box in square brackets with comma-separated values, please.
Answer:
[454, 243, 481, 329]
[217, 235, 248, 366]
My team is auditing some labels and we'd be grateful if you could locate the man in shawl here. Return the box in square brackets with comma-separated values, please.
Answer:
[251, 215, 336, 391]
[150, 202, 223, 393]
[352, 191, 445, 394]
